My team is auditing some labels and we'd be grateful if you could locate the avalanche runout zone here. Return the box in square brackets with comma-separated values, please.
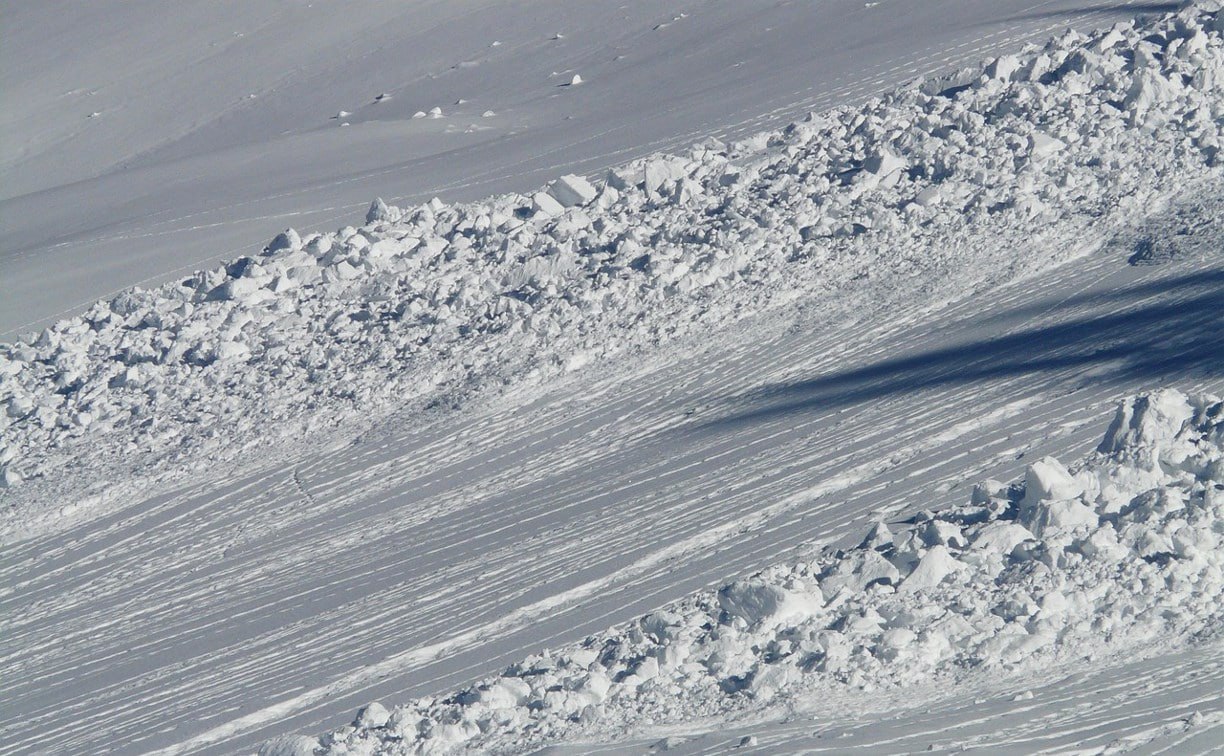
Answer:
[4, 5, 1224, 546]
[306, 390, 1224, 754]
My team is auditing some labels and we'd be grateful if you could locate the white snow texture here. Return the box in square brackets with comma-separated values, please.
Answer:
[310, 390, 1224, 754]
[5, 4, 1224, 548]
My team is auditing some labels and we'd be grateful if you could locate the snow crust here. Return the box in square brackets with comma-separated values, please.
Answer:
[309, 388, 1224, 754]
[5, 4, 1224, 544]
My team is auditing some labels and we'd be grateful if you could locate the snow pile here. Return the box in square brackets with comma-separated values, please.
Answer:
[4, 4, 1224, 538]
[309, 389, 1224, 755]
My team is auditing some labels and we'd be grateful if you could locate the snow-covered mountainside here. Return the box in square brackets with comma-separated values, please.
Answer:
[3, 4, 1224, 756]
[4, 3, 1223, 543]
[0, 0, 1183, 340]
[306, 388, 1224, 755]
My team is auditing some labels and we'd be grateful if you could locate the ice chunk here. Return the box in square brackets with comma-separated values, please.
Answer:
[971, 522, 1033, 554]
[986, 54, 1021, 81]
[1029, 132, 1065, 160]
[1098, 390, 1193, 462]
[863, 149, 906, 179]
[1024, 498, 1098, 537]
[366, 197, 399, 224]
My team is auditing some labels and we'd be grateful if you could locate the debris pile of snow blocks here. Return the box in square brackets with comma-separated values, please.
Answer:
[314, 388, 1224, 754]
[4, 5, 1224, 541]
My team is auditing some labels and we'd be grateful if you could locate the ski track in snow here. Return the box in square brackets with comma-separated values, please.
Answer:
[4, 233, 1222, 754]
[595, 644, 1224, 754]
[4, 3, 1224, 755]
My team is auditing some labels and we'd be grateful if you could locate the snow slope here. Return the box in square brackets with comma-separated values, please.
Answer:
[6, 0, 1223, 544]
[313, 388, 1224, 754]
[0, 0, 1182, 340]
[3, 4, 1224, 756]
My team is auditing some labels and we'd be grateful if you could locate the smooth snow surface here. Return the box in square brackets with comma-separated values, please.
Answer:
[4, 3, 1224, 756]
[0, 0, 1184, 340]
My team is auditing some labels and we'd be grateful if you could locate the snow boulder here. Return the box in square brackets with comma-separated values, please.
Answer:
[548, 174, 598, 208]
[1020, 457, 1082, 509]
[1098, 390, 1195, 467]
[354, 701, 391, 729]
[265, 228, 302, 255]
[718, 579, 817, 627]
[366, 198, 402, 224]
[898, 544, 963, 593]
[531, 191, 566, 218]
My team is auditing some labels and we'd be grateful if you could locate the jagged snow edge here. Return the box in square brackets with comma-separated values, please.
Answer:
[5, 5, 1223, 545]
[301, 389, 1224, 755]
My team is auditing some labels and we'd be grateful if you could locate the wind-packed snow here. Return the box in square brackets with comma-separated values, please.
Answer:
[5, 4, 1224, 544]
[309, 388, 1224, 754]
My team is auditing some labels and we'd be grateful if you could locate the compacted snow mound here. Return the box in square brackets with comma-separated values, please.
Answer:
[4, 5, 1224, 540]
[309, 389, 1224, 755]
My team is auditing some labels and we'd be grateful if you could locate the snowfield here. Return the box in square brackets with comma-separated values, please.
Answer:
[0, 0, 1189, 340]
[5, 2, 1224, 543]
[3, 2, 1224, 755]
[308, 388, 1224, 755]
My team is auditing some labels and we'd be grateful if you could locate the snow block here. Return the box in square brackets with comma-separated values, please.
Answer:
[354, 701, 390, 728]
[899, 545, 961, 593]
[531, 191, 566, 218]
[548, 174, 598, 207]
[366, 198, 401, 224]
[1021, 457, 1082, 510]
[265, 228, 302, 255]
[718, 580, 815, 626]
[1098, 390, 1194, 462]
[863, 149, 906, 179]
[986, 54, 1021, 81]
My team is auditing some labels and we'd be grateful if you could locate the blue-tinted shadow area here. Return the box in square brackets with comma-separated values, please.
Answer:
[698, 267, 1224, 430]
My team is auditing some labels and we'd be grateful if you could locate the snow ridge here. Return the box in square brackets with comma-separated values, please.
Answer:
[303, 388, 1224, 755]
[3, 4, 1224, 543]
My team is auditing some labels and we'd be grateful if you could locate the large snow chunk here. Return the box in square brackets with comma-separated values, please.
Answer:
[354, 701, 391, 728]
[264, 228, 301, 255]
[531, 191, 566, 218]
[366, 197, 402, 224]
[1024, 498, 1099, 537]
[1098, 390, 1194, 465]
[1029, 132, 1065, 160]
[1021, 457, 1082, 509]
[899, 545, 961, 593]
[863, 149, 906, 179]
[820, 549, 901, 598]
[971, 521, 1034, 554]
[548, 174, 598, 207]
[985, 54, 1021, 81]
[207, 277, 269, 303]
[718, 579, 817, 627]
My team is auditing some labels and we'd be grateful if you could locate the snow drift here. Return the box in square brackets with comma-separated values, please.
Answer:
[302, 388, 1224, 754]
[4, 4, 1224, 543]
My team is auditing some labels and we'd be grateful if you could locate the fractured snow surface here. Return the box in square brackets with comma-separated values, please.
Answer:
[4, 2, 1224, 756]
[0, 0, 1187, 339]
